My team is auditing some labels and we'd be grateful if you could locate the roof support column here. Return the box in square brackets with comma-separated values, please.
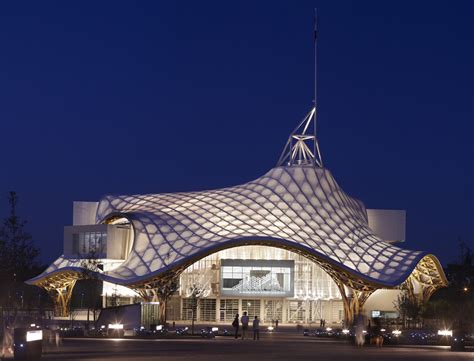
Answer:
[335, 281, 373, 327]
[134, 276, 179, 325]
[47, 280, 77, 317]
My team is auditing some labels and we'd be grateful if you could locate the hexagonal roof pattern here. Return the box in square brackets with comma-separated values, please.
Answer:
[29, 165, 445, 290]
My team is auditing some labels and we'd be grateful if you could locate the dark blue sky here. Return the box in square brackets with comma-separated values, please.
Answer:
[0, 1, 472, 266]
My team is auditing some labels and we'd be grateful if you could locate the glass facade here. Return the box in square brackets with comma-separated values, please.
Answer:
[174, 245, 344, 325]
[72, 231, 107, 256]
[221, 260, 293, 297]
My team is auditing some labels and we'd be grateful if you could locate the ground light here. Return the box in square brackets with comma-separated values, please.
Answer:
[392, 330, 402, 336]
[437, 330, 453, 337]
[26, 330, 43, 342]
[267, 326, 274, 332]
[342, 329, 350, 334]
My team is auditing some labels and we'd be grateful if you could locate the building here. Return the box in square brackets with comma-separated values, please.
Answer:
[27, 107, 447, 326]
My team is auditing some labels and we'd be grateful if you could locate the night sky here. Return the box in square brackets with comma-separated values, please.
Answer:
[0, 1, 472, 266]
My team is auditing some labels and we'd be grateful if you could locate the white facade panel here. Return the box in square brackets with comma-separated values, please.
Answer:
[367, 209, 406, 243]
[73, 201, 99, 226]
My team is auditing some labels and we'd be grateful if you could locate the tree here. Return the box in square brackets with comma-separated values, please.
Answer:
[155, 278, 179, 325]
[78, 242, 104, 327]
[423, 238, 473, 329]
[187, 283, 206, 335]
[0, 192, 40, 283]
[394, 291, 422, 328]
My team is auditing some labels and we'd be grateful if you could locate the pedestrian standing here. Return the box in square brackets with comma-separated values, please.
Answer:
[275, 319, 278, 329]
[232, 314, 239, 339]
[241, 312, 249, 340]
[253, 316, 260, 340]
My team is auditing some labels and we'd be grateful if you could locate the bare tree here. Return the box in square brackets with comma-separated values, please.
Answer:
[78, 243, 104, 328]
[187, 283, 206, 335]
[155, 279, 179, 325]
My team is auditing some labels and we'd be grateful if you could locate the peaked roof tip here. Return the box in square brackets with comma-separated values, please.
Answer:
[277, 107, 323, 168]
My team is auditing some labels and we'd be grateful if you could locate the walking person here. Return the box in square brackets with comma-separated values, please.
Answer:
[232, 314, 239, 339]
[253, 316, 260, 340]
[241, 312, 249, 340]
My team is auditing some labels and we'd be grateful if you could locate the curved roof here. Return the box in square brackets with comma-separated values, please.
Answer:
[28, 165, 447, 291]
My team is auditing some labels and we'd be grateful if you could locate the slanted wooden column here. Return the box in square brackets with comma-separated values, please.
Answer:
[47, 280, 77, 317]
[134, 275, 180, 324]
[335, 280, 374, 327]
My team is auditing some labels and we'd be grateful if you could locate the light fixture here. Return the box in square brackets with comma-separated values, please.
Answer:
[437, 330, 452, 337]
[108, 324, 124, 330]
[26, 330, 43, 342]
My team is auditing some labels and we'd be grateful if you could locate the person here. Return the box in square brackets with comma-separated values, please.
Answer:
[253, 316, 260, 340]
[275, 319, 278, 329]
[232, 314, 239, 339]
[355, 313, 365, 347]
[241, 312, 249, 340]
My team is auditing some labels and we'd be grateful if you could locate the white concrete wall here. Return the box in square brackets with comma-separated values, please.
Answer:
[363, 289, 401, 317]
[73, 201, 99, 226]
[367, 209, 406, 243]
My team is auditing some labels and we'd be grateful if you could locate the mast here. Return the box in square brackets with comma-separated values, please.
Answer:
[276, 11, 323, 168]
[314, 8, 318, 159]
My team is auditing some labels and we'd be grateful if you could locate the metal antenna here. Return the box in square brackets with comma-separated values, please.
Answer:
[314, 8, 318, 159]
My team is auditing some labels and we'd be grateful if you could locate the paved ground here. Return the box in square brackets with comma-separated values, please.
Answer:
[40, 333, 473, 361]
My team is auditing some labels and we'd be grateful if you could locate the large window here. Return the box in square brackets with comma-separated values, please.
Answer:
[200, 299, 216, 322]
[72, 232, 107, 256]
[220, 299, 239, 322]
[221, 259, 294, 297]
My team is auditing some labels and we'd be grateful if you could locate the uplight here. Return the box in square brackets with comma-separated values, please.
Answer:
[325, 327, 332, 331]
[437, 330, 452, 337]
[156, 325, 163, 331]
[211, 327, 219, 332]
[267, 326, 274, 331]
[392, 330, 402, 336]
[342, 329, 350, 334]
[26, 330, 43, 342]
[108, 324, 124, 330]
[380, 328, 386, 332]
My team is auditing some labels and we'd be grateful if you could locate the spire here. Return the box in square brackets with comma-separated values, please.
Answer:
[277, 10, 323, 168]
